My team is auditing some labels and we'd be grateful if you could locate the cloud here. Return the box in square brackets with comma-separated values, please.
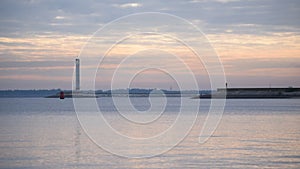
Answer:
[54, 16, 67, 20]
[113, 3, 142, 9]
[215, 0, 240, 3]
[189, 0, 241, 3]
[0, 0, 299, 89]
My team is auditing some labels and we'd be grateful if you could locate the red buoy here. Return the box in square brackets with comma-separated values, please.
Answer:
[59, 91, 65, 99]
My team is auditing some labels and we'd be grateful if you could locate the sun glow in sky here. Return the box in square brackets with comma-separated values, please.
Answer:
[0, 0, 299, 90]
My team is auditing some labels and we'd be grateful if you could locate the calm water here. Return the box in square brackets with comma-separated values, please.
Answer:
[0, 98, 299, 168]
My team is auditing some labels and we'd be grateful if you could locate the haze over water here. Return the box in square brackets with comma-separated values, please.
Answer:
[0, 98, 299, 168]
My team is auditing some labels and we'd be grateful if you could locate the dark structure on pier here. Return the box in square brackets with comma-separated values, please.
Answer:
[199, 87, 300, 99]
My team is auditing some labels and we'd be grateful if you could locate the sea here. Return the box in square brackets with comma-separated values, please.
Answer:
[0, 98, 299, 169]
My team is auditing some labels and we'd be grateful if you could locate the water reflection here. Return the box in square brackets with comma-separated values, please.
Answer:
[74, 119, 81, 164]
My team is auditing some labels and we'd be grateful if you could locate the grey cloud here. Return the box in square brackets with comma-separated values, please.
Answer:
[0, 60, 72, 68]
[0, 0, 299, 89]
[224, 58, 300, 72]
[1, 0, 299, 36]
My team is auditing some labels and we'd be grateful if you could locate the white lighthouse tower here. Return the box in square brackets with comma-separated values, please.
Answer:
[75, 58, 80, 91]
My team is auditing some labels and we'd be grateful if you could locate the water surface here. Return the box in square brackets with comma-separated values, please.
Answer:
[0, 98, 299, 168]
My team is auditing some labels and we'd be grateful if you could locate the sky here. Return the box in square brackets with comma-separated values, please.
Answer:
[0, 0, 299, 90]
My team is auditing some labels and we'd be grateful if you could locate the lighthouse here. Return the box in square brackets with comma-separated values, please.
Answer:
[75, 58, 80, 91]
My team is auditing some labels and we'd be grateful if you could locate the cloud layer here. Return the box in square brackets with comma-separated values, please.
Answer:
[0, 0, 299, 89]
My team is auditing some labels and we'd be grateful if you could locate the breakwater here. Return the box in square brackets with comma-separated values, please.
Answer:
[198, 87, 300, 99]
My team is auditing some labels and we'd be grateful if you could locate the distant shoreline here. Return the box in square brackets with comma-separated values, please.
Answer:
[1, 87, 300, 99]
